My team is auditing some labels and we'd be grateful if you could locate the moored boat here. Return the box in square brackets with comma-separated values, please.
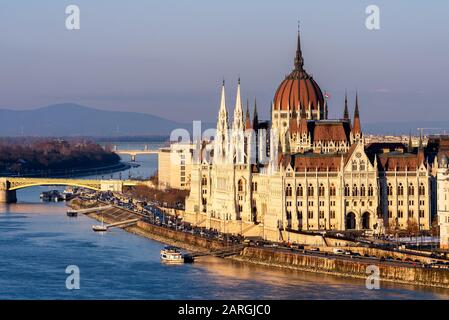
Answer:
[160, 246, 186, 264]
[66, 210, 78, 217]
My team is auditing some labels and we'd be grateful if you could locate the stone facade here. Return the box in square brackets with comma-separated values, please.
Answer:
[181, 29, 438, 242]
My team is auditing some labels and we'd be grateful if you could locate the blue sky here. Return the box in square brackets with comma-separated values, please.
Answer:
[0, 0, 448, 124]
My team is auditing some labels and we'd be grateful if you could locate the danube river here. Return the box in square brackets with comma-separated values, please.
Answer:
[2, 142, 449, 299]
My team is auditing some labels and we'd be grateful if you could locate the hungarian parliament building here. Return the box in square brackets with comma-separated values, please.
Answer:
[162, 28, 449, 242]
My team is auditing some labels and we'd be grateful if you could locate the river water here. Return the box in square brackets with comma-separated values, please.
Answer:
[1, 142, 449, 299]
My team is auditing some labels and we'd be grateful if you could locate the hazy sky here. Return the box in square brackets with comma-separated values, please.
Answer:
[0, 0, 448, 124]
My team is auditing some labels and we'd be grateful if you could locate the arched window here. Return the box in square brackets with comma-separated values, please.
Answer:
[285, 184, 292, 197]
[359, 160, 366, 171]
[408, 183, 414, 196]
[368, 184, 374, 197]
[360, 184, 366, 197]
[398, 183, 404, 196]
[201, 176, 207, 186]
[238, 179, 244, 192]
[388, 183, 393, 196]
[352, 184, 358, 197]
[319, 184, 325, 197]
[419, 183, 425, 196]
[330, 184, 336, 197]
[308, 184, 314, 197]
[296, 184, 303, 197]
[345, 184, 350, 197]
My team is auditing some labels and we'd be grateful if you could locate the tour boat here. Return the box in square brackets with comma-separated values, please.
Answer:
[160, 246, 185, 264]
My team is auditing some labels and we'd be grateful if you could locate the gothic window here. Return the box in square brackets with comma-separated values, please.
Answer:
[285, 184, 292, 197]
[330, 184, 336, 197]
[368, 184, 374, 197]
[345, 184, 350, 197]
[388, 183, 393, 196]
[359, 160, 366, 171]
[408, 183, 414, 196]
[398, 183, 404, 196]
[238, 179, 244, 192]
[201, 176, 207, 186]
[352, 184, 358, 197]
[419, 183, 425, 196]
[296, 184, 303, 197]
[308, 184, 314, 197]
[319, 184, 325, 197]
[360, 184, 366, 197]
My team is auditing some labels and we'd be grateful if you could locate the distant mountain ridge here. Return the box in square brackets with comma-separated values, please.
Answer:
[0, 104, 188, 136]
[0, 103, 447, 136]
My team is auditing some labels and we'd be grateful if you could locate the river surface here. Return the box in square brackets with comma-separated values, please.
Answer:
[1, 142, 449, 299]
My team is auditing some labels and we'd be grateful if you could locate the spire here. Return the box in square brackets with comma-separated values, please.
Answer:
[245, 99, 252, 129]
[219, 79, 227, 115]
[232, 78, 243, 131]
[354, 92, 360, 118]
[294, 21, 304, 71]
[252, 97, 259, 131]
[418, 131, 425, 164]
[352, 92, 361, 135]
[343, 90, 349, 120]
[408, 131, 413, 153]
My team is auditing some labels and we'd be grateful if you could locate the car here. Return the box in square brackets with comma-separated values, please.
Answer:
[333, 248, 345, 255]
[308, 247, 320, 252]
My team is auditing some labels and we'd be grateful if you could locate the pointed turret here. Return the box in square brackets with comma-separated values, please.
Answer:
[352, 92, 361, 135]
[408, 131, 413, 153]
[232, 78, 244, 131]
[294, 22, 304, 71]
[245, 99, 252, 130]
[252, 97, 259, 131]
[214, 80, 229, 164]
[418, 131, 425, 164]
[343, 91, 349, 120]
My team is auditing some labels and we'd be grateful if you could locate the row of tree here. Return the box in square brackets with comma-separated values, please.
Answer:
[0, 138, 120, 174]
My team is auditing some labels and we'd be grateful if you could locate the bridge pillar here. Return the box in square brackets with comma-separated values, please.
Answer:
[0, 190, 17, 203]
[0, 179, 17, 203]
[130, 154, 136, 162]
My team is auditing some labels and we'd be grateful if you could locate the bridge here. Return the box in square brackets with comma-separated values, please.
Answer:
[113, 145, 158, 162]
[0, 177, 142, 203]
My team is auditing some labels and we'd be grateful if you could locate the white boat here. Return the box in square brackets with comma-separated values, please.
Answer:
[92, 225, 107, 232]
[160, 246, 184, 264]
[92, 212, 107, 232]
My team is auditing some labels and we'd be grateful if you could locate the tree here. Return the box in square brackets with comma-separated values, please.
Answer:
[406, 218, 419, 237]
[431, 216, 439, 237]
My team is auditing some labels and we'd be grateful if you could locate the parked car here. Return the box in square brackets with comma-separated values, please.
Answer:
[333, 248, 345, 255]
